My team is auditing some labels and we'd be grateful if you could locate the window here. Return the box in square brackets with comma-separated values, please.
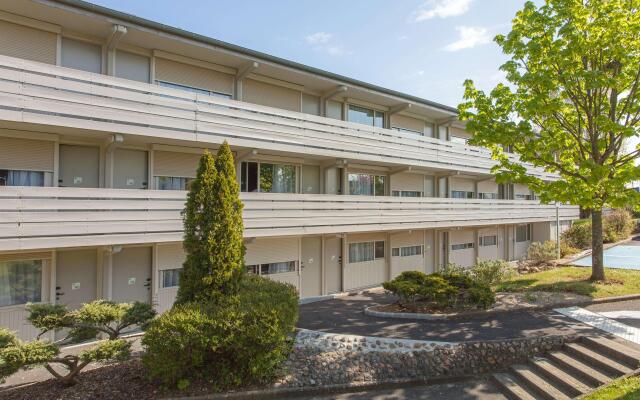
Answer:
[246, 261, 297, 275]
[451, 242, 474, 251]
[392, 190, 423, 197]
[478, 192, 497, 199]
[392, 126, 423, 136]
[0, 260, 42, 307]
[240, 162, 296, 193]
[424, 122, 435, 138]
[349, 241, 385, 263]
[515, 194, 533, 200]
[157, 81, 232, 99]
[392, 245, 423, 257]
[155, 176, 193, 191]
[451, 190, 474, 199]
[516, 224, 532, 242]
[61, 38, 102, 74]
[479, 235, 497, 246]
[450, 136, 469, 145]
[347, 105, 384, 128]
[160, 268, 181, 288]
[0, 170, 44, 187]
[348, 173, 386, 196]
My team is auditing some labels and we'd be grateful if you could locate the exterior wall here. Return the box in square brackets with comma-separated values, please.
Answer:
[0, 20, 56, 64]
[390, 230, 424, 278]
[477, 226, 499, 260]
[390, 114, 425, 134]
[245, 237, 300, 290]
[477, 180, 498, 196]
[154, 57, 234, 95]
[449, 177, 475, 195]
[154, 243, 183, 314]
[243, 78, 301, 112]
[514, 184, 531, 198]
[344, 232, 387, 290]
[390, 172, 425, 194]
[448, 229, 475, 268]
[450, 126, 471, 140]
[153, 150, 201, 178]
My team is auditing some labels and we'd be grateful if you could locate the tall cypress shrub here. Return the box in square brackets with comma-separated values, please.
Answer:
[175, 142, 244, 304]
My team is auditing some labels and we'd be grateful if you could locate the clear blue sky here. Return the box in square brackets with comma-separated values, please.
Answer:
[90, 0, 535, 108]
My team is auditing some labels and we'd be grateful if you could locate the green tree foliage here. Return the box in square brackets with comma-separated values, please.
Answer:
[459, 1, 640, 281]
[176, 142, 244, 304]
[0, 300, 155, 385]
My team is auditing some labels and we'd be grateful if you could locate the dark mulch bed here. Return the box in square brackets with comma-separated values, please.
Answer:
[0, 359, 267, 400]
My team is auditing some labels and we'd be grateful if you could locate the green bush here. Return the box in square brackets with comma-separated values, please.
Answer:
[471, 259, 514, 285]
[560, 240, 580, 257]
[383, 270, 495, 310]
[561, 223, 592, 249]
[526, 241, 558, 263]
[603, 209, 634, 243]
[143, 275, 298, 389]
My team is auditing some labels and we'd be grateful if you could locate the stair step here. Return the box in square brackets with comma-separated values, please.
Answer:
[582, 336, 640, 368]
[547, 351, 611, 386]
[492, 373, 539, 400]
[530, 357, 593, 396]
[510, 364, 571, 400]
[565, 343, 633, 376]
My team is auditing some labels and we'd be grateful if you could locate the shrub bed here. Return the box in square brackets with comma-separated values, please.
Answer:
[562, 209, 634, 249]
[142, 275, 298, 390]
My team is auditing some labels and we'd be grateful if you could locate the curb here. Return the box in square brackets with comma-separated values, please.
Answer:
[164, 375, 475, 400]
[364, 293, 640, 321]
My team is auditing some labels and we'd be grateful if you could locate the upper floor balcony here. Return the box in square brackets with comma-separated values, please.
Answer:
[0, 186, 579, 252]
[0, 55, 557, 180]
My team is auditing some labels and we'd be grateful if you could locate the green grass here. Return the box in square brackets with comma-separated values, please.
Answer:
[497, 267, 640, 298]
[582, 375, 640, 400]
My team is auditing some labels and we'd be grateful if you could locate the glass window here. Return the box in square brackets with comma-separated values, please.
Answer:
[160, 268, 181, 288]
[348, 173, 386, 196]
[246, 261, 297, 275]
[241, 162, 296, 193]
[349, 242, 374, 263]
[479, 235, 497, 246]
[451, 191, 474, 199]
[375, 241, 385, 259]
[392, 190, 422, 197]
[155, 176, 193, 190]
[424, 122, 435, 138]
[478, 192, 497, 199]
[0, 260, 42, 307]
[401, 245, 423, 257]
[392, 248, 400, 257]
[515, 194, 533, 200]
[157, 80, 232, 99]
[516, 224, 532, 242]
[451, 243, 474, 251]
[348, 105, 384, 127]
[0, 170, 45, 187]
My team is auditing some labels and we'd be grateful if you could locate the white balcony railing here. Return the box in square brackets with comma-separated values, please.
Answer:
[0, 187, 579, 252]
[0, 55, 556, 179]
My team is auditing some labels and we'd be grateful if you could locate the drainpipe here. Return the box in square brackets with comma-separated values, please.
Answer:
[105, 134, 124, 188]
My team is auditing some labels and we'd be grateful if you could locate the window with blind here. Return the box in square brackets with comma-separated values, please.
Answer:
[0, 260, 42, 307]
[348, 173, 386, 196]
[349, 241, 385, 263]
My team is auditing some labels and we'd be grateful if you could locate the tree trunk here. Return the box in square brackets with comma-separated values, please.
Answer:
[590, 209, 605, 281]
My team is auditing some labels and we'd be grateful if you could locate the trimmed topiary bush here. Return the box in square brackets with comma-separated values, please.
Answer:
[142, 275, 298, 389]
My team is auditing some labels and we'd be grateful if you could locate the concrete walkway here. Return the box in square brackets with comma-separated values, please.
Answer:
[297, 290, 597, 342]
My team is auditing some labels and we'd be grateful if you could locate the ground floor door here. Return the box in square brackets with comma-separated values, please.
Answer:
[112, 247, 152, 303]
[300, 236, 322, 298]
[58, 144, 100, 188]
[324, 236, 342, 294]
[113, 148, 148, 189]
[55, 249, 98, 340]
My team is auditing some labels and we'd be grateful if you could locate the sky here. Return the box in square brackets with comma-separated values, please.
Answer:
[88, 0, 536, 109]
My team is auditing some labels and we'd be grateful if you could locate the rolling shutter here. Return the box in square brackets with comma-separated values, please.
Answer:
[0, 137, 54, 171]
[153, 151, 201, 178]
[0, 20, 56, 64]
[155, 58, 233, 95]
[243, 78, 301, 112]
[245, 237, 299, 266]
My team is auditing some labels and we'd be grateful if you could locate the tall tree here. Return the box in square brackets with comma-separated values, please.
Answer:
[176, 142, 244, 304]
[459, 0, 640, 281]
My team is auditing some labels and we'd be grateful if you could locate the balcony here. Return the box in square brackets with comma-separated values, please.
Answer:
[0, 187, 579, 252]
[0, 55, 557, 179]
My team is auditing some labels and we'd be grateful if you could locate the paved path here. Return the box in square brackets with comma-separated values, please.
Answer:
[289, 378, 506, 400]
[298, 291, 597, 342]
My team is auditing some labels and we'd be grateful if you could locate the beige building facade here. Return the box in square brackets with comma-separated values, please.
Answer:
[0, 0, 578, 340]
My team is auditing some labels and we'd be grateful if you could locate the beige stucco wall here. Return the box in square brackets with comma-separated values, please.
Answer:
[448, 229, 475, 268]
[344, 232, 387, 290]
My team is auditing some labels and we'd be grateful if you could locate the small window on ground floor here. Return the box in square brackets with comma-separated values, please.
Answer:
[451, 242, 474, 251]
[451, 190, 474, 199]
[0, 170, 45, 187]
[349, 241, 385, 263]
[391, 245, 423, 257]
[160, 268, 181, 288]
[155, 176, 194, 190]
[516, 224, 532, 242]
[392, 190, 423, 197]
[246, 261, 297, 275]
[0, 259, 42, 307]
[479, 235, 497, 246]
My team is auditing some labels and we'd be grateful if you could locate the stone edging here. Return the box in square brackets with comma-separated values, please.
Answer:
[364, 293, 640, 321]
[295, 328, 454, 353]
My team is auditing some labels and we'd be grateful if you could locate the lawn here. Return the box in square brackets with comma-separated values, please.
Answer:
[497, 267, 640, 299]
[582, 375, 640, 400]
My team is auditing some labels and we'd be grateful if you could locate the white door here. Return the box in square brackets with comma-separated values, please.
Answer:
[112, 247, 152, 303]
[301, 237, 322, 298]
[59, 144, 100, 188]
[324, 237, 342, 294]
